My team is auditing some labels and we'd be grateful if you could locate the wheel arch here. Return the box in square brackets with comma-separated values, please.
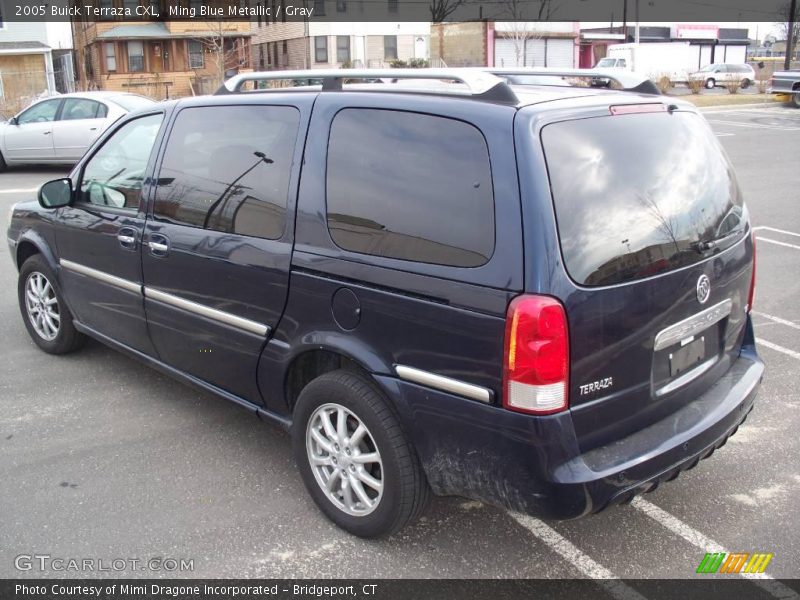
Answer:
[15, 231, 58, 273]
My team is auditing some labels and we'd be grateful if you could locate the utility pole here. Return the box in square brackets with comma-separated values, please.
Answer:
[622, 0, 628, 41]
[786, 0, 797, 71]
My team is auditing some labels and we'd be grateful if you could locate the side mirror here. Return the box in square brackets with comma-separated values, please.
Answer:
[38, 178, 73, 209]
[8, 116, 17, 125]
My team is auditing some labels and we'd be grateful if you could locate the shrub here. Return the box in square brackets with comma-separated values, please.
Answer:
[724, 79, 740, 94]
[686, 78, 704, 95]
[656, 75, 673, 94]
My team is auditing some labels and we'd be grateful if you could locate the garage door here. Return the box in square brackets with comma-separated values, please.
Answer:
[495, 39, 523, 67]
[525, 39, 546, 66]
[545, 38, 574, 68]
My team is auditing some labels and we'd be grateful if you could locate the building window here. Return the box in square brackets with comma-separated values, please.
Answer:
[314, 0, 325, 15]
[336, 0, 346, 12]
[259, 44, 265, 69]
[384, 36, 397, 60]
[387, 0, 398, 13]
[315, 36, 328, 63]
[336, 36, 350, 63]
[127, 41, 145, 72]
[105, 43, 116, 72]
[99, 0, 113, 19]
[188, 40, 204, 69]
[282, 40, 288, 54]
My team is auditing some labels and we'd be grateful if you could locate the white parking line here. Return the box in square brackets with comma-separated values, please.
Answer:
[509, 512, 649, 600]
[756, 237, 800, 251]
[631, 498, 799, 599]
[753, 311, 800, 331]
[757, 339, 800, 361]
[0, 188, 37, 194]
[753, 226, 800, 238]
[706, 119, 800, 131]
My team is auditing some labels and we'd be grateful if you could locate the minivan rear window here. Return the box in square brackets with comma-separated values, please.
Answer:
[541, 111, 745, 287]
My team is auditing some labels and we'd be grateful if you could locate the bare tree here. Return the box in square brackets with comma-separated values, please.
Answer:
[494, 0, 557, 67]
[192, 19, 247, 89]
[780, 0, 799, 70]
[429, 0, 468, 23]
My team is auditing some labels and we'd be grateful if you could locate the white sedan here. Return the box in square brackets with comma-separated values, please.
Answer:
[0, 91, 155, 170]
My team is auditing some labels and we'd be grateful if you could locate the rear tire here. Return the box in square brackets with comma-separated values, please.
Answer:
[792, 88, 800, 109]
[292, 370, 429, 538]
[740, 78, 751, 89]
[17, 255, 85, 354]
[705, 78, 716, 89]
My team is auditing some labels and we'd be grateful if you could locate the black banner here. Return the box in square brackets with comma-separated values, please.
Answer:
[0, 0, 791, 22]
[2, 580, 800, 600]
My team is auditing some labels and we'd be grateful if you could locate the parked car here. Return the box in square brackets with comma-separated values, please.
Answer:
[594, 57, 628, 70]
[0, 91, 155, 170]
[7, 69, 762, 538]
[688, 63, 756, 89]
[767, 70, 800, 108]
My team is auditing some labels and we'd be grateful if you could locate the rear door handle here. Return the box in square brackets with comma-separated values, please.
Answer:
[117, 227, 138, 250]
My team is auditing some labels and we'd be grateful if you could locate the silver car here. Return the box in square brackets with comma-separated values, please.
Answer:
[0, 92, 155, 170]
[688, 63, 756, 90]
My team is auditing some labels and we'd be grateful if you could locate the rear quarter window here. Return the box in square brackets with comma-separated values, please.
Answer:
[326, 108, 495, 268]
[542, 110, 745, 287]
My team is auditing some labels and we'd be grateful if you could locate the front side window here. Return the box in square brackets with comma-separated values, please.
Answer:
[61, 98, 107, 120]
[128, 41, 145, 72]
[384, 35, 397, 60]
[315, 36, 328, 63]
[336, 36, 350, 63]
[188, 40, 204, 69]
[17, 99, 61, 125]
[79, 113, 163, 211]
[326, 109, 495, 268]
[153, 106, 299, 240]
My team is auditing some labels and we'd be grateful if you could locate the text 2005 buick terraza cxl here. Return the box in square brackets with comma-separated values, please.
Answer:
[6, 69, 763, 538]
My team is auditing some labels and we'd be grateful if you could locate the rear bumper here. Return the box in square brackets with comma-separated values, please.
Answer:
[376, 343, 763, 520]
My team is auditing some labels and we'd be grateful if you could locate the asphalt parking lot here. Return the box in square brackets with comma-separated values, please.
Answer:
[1, 103, 799, 589]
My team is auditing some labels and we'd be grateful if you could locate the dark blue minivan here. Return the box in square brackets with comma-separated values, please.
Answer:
[6, 70, 762, 538]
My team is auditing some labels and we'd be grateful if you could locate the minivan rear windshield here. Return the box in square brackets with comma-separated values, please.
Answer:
[541, 111, 745, 287]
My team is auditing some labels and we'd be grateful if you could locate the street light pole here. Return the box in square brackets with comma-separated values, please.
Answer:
[786, 0, 797, 71]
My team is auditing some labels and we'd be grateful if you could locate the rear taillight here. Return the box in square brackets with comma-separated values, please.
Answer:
[503, 295, 569, 415]
[747, 233, 756, 313]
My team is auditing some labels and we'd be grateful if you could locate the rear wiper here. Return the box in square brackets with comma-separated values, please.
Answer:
[692, 229, 744, 253]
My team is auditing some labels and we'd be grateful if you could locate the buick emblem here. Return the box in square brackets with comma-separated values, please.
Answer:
[696, 274, 711, 304]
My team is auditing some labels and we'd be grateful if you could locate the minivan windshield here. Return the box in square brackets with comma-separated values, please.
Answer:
[541, 110, 746, 287]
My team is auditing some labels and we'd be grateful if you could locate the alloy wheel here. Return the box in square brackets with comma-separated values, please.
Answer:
[306, 403, 384, 517]
[25, 272, 60, 341]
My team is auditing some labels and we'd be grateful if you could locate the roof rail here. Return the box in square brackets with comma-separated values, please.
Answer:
[485, 67, 661, 95]
[215, 68, 519, 104]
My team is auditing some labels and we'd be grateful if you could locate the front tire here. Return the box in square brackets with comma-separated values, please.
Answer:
[791, 88, 800, 109]
[740, 78, 751, 89]
[706, 78, 716, 89]
[292, 370, 429, 538]
[17, 255, 85, 354]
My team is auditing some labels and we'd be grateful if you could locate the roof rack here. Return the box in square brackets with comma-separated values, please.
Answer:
[486, 67, 661, 95]
[214, 68, 519, 104]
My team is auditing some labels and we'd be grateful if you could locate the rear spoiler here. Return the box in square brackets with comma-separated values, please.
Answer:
[485, 68, 661, 95]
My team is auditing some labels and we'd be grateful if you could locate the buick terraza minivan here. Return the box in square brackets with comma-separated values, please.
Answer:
[7, 69, 762, 537]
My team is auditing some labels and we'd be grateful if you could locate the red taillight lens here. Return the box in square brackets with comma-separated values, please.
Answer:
[503, 295, 569, 415]
[747, 233, 756, 313]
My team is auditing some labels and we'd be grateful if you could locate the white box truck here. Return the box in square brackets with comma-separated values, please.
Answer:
[599, 42, 697, 82]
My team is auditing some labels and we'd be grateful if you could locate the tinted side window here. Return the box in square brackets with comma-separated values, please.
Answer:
[153, 105, 299, 240]
[326, 109, 495, 268]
